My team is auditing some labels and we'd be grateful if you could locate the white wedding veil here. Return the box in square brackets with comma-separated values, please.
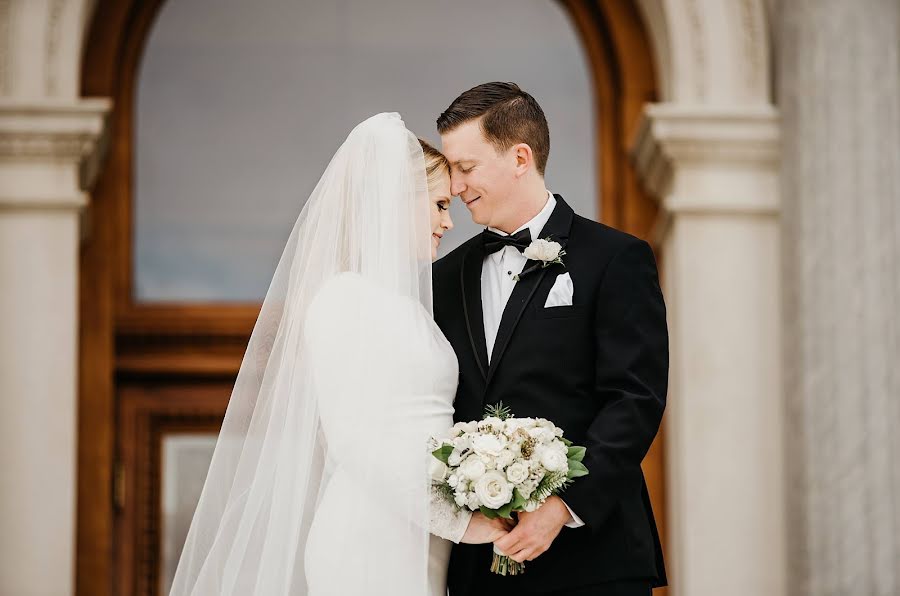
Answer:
[169, 113, 434, 595]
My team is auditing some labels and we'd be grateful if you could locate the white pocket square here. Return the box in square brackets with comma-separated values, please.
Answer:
[543, 272, 574, 307]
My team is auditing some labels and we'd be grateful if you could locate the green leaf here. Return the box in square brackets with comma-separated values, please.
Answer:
[511, 488, 527, 508]
[432, 445, 453, 465]
[479, 506, 499, 519]
[560, 437, 573, 447]
[495, 501, 515, 519]
[567, 460, 589, 479]
[567, 446, 587, 462]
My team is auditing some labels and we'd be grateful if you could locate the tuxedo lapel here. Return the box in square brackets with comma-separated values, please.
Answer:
[460, 240, 489, 381]
[484, 196, 575, 393]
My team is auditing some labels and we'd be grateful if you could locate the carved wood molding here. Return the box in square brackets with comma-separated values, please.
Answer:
[116, 384, 228, 596]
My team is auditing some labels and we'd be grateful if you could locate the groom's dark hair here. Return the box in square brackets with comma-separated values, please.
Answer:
[437, 82, 550, 176]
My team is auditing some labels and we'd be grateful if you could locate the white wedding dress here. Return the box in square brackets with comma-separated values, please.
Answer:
[303, 272, 472, 596]
[168, 113, 458, 596]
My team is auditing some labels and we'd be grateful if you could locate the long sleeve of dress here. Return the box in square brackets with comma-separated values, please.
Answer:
[429, 484, 471, 543]
[305, 272, 471, 543]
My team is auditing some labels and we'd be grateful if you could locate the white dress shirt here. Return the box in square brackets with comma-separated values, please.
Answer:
[480, 190, 585, 529]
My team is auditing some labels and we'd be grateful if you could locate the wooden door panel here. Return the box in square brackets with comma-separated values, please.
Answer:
[115, 383, 229, 596]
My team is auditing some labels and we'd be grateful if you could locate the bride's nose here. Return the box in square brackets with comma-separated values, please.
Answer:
[443, 212, 454, 231]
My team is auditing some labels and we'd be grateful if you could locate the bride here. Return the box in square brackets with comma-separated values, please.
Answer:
[169, 113, 509, 596]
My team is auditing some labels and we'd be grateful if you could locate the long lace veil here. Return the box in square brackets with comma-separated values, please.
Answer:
[169, 113, 434, 595]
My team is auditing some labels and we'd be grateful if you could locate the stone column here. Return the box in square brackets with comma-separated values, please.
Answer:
[778, 1, 900, 594]
[632, 104, 786, 596]
[0, 99, 108, 595]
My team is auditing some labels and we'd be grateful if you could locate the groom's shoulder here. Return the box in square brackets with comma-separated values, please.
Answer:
[571, 213, 646, 252]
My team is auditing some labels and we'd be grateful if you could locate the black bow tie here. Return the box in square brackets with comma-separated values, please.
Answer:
[482, 228, 532, 255]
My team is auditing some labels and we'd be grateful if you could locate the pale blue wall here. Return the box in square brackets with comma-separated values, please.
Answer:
[135, 0, 596, 301]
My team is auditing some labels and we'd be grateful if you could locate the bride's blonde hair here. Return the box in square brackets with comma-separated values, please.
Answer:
[418, 138, 450, 192]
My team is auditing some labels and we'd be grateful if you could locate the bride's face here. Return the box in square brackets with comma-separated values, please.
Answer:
[429, 172, 453, 261]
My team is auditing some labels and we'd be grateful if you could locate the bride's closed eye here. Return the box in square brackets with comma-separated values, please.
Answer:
[437, 201, 450, 212]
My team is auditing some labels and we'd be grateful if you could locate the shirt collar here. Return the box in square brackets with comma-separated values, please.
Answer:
[487, 191, 557, 264]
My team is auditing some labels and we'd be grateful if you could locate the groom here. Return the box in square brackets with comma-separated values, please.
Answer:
[433, 83, 668, 596]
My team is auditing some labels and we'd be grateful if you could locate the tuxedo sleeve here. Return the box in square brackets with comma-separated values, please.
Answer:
[560, 239, 668, 530]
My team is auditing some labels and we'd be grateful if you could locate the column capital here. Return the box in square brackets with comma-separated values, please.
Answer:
[631, 103, 781, 216]
[0, 98, 111, 211]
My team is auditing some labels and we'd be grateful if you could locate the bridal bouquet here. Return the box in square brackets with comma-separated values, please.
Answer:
[429, 403, 588, 576]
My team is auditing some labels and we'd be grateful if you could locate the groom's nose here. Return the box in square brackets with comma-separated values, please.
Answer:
[450, 174, 466, 196]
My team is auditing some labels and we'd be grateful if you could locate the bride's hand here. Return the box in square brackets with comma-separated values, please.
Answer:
[460, 512, 516, 544]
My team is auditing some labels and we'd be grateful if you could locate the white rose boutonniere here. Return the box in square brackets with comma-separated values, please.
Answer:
[514, 237, 567, 281]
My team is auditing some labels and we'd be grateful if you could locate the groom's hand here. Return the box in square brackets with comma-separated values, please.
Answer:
[460, 511, 514, 544]
[493, 496, 570, 563]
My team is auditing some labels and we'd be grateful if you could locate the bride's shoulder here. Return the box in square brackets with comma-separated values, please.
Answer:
[307, 272, 429, 325]
[307, 272, 377, 315]
[312, 271, 383, 303]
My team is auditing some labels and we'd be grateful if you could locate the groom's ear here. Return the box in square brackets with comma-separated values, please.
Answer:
[512, 143, 535, 178]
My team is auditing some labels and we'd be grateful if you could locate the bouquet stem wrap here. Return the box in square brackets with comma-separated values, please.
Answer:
[491, 544, 525, 576]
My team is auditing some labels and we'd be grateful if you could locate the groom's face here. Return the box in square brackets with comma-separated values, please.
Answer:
[441, 120, 519, 230]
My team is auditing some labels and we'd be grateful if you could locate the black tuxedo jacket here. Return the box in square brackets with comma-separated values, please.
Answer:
[433, 196, 668, 594]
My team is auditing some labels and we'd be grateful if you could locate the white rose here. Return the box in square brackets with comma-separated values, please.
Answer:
[473, 471, 514, 510]
[451, 421, 472, 435]
[429, 458, 449, 482]
[452, 435, 472, 452]
[523, 239, 561, 262]
[459, 456, 486, 480]
[480, 454, 498, 470]
[479, 416, 503, 430]
[550, 439, 568, 454]
[503, 418, 523, 433]
[497, 449, 516, 468]
[466, 492, 481, 510]
[505, 462, 530, 484]
[454, 492, 468, 507]
[472, 433, 505, 457]
[528, 427, 553, 442]
[539, 447, 568, 472]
